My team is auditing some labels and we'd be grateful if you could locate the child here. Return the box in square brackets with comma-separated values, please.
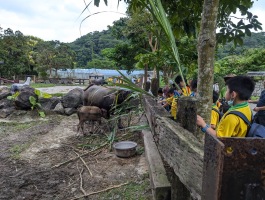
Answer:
[161, 88, 175, 112]
[175, 75, 191, 96]
[211, 90, 220, 130]
[197, 76, 255, 137]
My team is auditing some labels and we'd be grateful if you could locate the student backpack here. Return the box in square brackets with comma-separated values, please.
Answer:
[226, 111, 265, 138]
[212, 108, 223, 122]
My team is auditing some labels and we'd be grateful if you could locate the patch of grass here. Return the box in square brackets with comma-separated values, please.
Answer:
[0, 120, 50, 136]
[30, 83, 56, 88]
[10, 142, 31, 159]
[0, 122, 34, 136]
[99, 177, 152, 200]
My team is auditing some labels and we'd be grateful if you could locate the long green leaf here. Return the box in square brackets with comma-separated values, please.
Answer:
[143, 0, 188, 90]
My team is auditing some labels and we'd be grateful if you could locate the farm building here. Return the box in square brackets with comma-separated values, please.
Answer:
[52, 68, 153, 79]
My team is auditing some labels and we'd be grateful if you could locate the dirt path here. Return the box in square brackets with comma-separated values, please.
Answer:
[37, 86, 86, 94]
[0, 111, 151, 200]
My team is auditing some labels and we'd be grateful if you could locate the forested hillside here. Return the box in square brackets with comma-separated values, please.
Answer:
[1, 13, 264, 80]
[67, 28, 124, 68]
[217, 32, 265, 59]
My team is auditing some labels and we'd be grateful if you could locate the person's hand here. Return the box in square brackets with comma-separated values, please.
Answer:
[254, 107, 259, 112]
[196, 115, 206, 127]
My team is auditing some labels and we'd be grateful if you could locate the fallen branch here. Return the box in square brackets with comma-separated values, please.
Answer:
[51, 143, 107, 169]
[74, 151, 93, 177]
[78, 168, 86, 196]
[70, 182, 129, 200]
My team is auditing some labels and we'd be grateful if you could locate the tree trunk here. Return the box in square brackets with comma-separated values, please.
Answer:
[197, 0, 220, 140]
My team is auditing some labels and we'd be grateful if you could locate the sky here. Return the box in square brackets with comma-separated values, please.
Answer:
[0, 0, 264, 43]
[0, 0, 127, 43]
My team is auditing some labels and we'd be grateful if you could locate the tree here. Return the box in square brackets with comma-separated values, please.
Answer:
[196, 0, 220, 130]
[68, 29, 122, 68]
[34, 41, 76, 78]
[0, 28, 31, 78]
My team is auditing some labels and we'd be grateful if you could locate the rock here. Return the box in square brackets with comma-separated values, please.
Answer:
[0, 107, 15, 118]
[0, 99, 13, 109]
[53, 102, 65, 115]
[14, 89, 38, 110]
[39, 97, 61, 111]
[20, 85, 35, 93]
[61, 88, 83, 108]
[0, 86, 10, 93]
[64, 107, 76, 116]
[0, 91, 12, 100]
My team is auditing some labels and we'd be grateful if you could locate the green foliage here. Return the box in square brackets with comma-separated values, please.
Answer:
[34, 40, 76, 77]
[10, 143, 31, 159]
[29, 96, 45, 117]
[217, 32, 265, 59]
[0, 28, 32, 77]
[103, 43, 139, 71]
[68, 29, 122, 68]
[87, 57, 115, 69]
[100, 180, 151, 199]
[7, 91, 19, 101]
[0, 27, 75, 78]
[215, 48, 265, 77]
[34, 89, 52, 98]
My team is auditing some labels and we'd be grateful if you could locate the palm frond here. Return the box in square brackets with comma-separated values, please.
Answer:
[143, 0, 188, 90]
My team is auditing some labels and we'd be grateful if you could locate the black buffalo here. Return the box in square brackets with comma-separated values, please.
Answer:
[83, 84, 131, 118]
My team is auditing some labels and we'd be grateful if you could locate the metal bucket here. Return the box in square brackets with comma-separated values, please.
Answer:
[113, 141, 137, 158]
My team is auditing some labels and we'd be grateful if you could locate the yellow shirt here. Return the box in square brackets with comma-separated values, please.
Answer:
[211, 104, 220, 127]
[217, 102, 251, 137]
[171, 97, 178, 119]
[181, 86, 191, 96]
[165, 96, 174, 105]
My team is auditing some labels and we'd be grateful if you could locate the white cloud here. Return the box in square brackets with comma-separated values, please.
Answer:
[0, 0, 264, 43]
[0, 0, 127, 43]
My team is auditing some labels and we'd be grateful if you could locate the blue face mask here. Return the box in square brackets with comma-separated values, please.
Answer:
[227, 100, 234, 106]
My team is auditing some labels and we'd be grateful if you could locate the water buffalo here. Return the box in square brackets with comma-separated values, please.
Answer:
[83, 84, 131, 118]
[77, 106, 108, 135]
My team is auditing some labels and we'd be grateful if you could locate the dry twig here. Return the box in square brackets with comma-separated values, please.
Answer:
[51, 142, 107, 169]
[70, 182, 129, 200]
[77, 167, 86, 196]
[74, 151, 93, 177]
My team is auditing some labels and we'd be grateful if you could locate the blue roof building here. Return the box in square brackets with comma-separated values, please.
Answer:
[54, 68, 152, 79]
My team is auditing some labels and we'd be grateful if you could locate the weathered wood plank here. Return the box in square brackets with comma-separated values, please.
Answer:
[143, 95, 171, 134]
[143, 95, 204, 199]
[143, 129, 171, 200]
[155, 117, 204, 199]
[202, 133, 224, 200]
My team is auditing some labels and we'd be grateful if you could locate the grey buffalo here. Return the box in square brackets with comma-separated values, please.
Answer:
[83, 84, 131, 119]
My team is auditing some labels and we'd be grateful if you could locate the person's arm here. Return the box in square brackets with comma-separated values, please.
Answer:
[197, 115, 217, 137]
[248, 99, 259, 103]
[254, 106, 265, 111]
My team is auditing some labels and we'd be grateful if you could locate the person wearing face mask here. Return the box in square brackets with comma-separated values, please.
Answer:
[197, 76, 255, 137]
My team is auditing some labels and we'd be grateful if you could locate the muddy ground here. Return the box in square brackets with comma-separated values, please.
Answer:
[0, 109, 152, 200]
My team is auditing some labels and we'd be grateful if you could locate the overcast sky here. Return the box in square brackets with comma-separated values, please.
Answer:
[0, 0, 127, 43]
[0, 0, 264, 43]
